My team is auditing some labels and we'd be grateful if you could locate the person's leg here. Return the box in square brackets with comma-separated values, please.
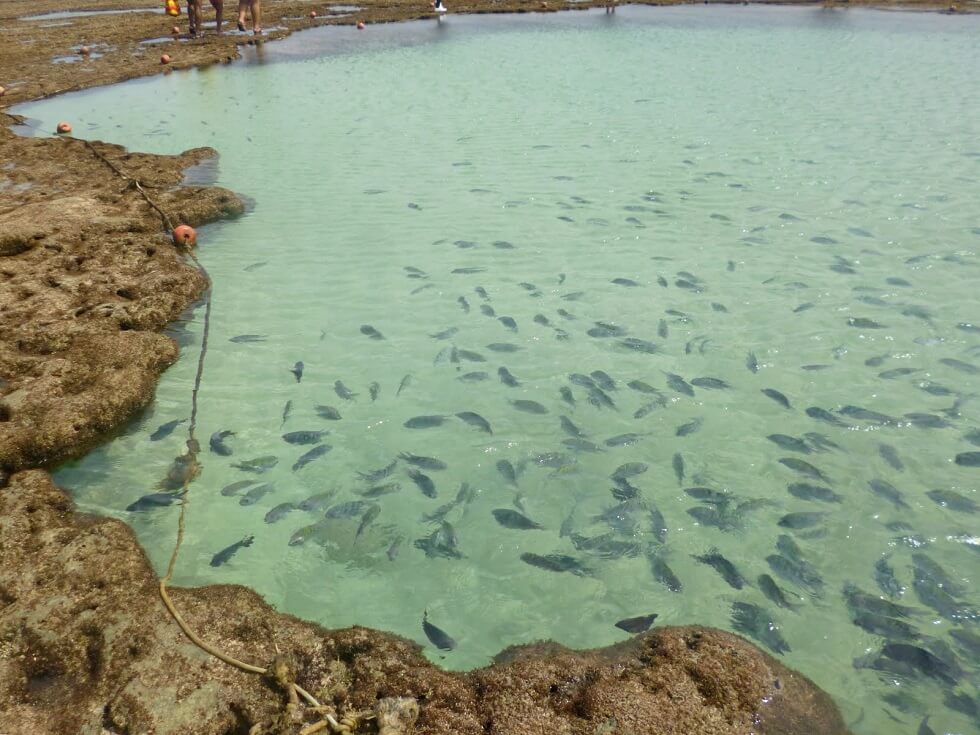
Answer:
[237, 0, 248, 31]
[211, 0, 223, 34]
[250, 0, 262, 33]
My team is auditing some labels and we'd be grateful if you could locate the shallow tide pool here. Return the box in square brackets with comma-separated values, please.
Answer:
[15, 6, 980, 734]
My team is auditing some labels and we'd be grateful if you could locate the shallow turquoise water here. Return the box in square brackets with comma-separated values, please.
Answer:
[15, 6, 980, 733]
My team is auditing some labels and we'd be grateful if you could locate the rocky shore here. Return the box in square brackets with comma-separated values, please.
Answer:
[1, 0, 970, 732]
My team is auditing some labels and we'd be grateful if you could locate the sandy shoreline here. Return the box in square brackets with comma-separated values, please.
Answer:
[0, 1, 972, 732]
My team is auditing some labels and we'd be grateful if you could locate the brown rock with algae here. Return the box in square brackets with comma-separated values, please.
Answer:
[0, 471, 851, 735]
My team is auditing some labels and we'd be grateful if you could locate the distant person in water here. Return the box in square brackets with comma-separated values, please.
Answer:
[188, 0, 224, 36]
[237, 0, 262, 34]
[432, 0, 447, 12]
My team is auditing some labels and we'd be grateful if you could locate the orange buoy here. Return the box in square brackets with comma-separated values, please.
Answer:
[357, 21, 365, 29]
[161, 53, 172, 64]
[166, 0, 181, 16]
[172, 25, 181, 35]
[79, 46, 91, 55]
[56, 121, 72, 134]
[0, 85, 6, 97]
[310, 9, 318, 17]
[172, 225, 197, 247]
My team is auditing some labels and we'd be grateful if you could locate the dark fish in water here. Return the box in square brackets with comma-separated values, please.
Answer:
[498, 367, 520, 387]
[866, 479, 909, 509]
[334, 380, 357, 401]
[879, 443, 903, 471]
[414, 521, 462, 559]
[264, 502, 298, 523]
[658, 319, 669, 338]
[354, 504, 381, 541]
[233, 455, 279, 473]
[315, 404, 342, 421]
[229, 334, 266, 343]
[852, 612, 919, 640]
[221, 480, 257, 497]
[648, 553, 683, 593]
[966, 429, 980, 447]
[918, 717, 936, 735]
[360, 482, 401, 498]
[675, 418, 703, 437]
[627, 380, 659, 395]
[672, 453, 685, 485]
[612, 278, 640, 287]
[559, 386, 575, 406]
[803, 432, 839, 453]
[571, 533, 641, 559]
[879, 367, 919, 380]
[588, 323, 627, 339]
[746, 352, 759, 373]
[778, 458, 829, 483]
[569, 373, 597, 389]
[150, 418, 186, 441]
[758, 574, 800, 611]
[386, 536, 403, 561]
[904, 412, 952, 429]
[325, 500, 371, 519]
[587, 387, 616, 411]
[492, 508, 542, 530]
[612, 462, 648, 480]
[459, 371, 490, 383]
[288, 519, 331, 547]
[787, 482, 841, 503]
[290, 361, 305, 383]
[292, 444, 331, 472]
[533, 314, 551, 327]
[605, 433, 643, 447]
[560, 415, 585, 438]
[766, 554, 824, 596]
[665, 373, 694, 396]
[620, 337, 659, 354]
[369, 382, 381, 401]
[209, 430, 235, 456]
[422, 611, 457, 651]
[430, 326, 459, 341]
[457, 296, 470, 313]
[768, 434, 811, 454]
[762, 389, 791, 409]
[839, 405, 895, 425]
[805, 407, 849, 427]
[875, 643, 960, 684]
[298, 491, 337, 512]
[615, 614, 658, 634]
[407, 468, 437, 498]
[360, 324, 385, 340]
[498, 316, 518, 331]
[591, 370, 616, 391]
[633, 402, 662, 419]
[649, 505, 668, 544]
[497, 460, 518, 486]
[358, 459, 399, 483]
[778, 511, 828, 530]
[487, 343, 522, 353]
[926, 489, 978, 513]
[396, 374, 412, 396]
[848, 317, 886, 329]
[456, 411, 492, 434]
[126, 491, 184, 512]
[949, 628, 980, 658]
[239, 483, 273, 506]
[281, 400, 293, 427]
[874, 557, 903, 598]
[955, 451, 980, 467]
[685, 487, 730, 504]
[511, 399, 548, 414]
[693, 548, 746, 589]
[913, 553, 966, 597]
[398, 453, 446, 471]
[562, 437, 603, 453]
[940, 357, 979, 375]
[405, 415, 447, 429]
[520, 552, 590, 576]
[690, 377, 729, 390]
[843, 583, 915, 618]
[282, 430, 327, 446]
[480, 304, 496, 317]
[731, 602, 790, 654]
[210, 535, 254, 567]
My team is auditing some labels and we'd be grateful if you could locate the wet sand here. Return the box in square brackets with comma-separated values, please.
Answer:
[0, 1, 973, 732]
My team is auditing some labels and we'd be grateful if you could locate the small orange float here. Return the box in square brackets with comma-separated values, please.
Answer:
[79, 46, 91, 55]
[161, 53, 172, 64]
[172, 225, 197, 247]
[310, 9, 318, 17]
[357, 21, 365, 29]
[172, 25, 181, 35]
[0, 85, 6, 97]
[56, 121, 72, 134]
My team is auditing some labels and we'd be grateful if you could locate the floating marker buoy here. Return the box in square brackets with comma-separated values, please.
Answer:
[56, 121, 72, 134]
[310, 9, 317, 17]
[172, 25, 181, 35]
[79, 46, 91, 55]
[161, 54, 172, 64]
[0, 85, 6, 98]
[357, 21, 365, 29]
[172, 225, 197, 247]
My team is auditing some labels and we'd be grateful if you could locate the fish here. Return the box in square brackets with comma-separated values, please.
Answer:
[665, 373, 694, 396]
[562, 438, 603, 453]
[315, 405, 342, 421]
[665, 455, 682, 488]
[221, 480, 257, 497]
[433, 327, 461, 340]
[766, 554, 824, 596]
[324, 500, 371, 519]
[360, 482, 401, 498]
[456, 349, 487, 362]
[847, 317, 886, 329]
[758, 574, 800, 610]
[852, 612, 919, 640]
[292, 444, 331, 472]
[587, 387, 616, 410]
[878, 443, 903, 471]
[675, 418, 703, 437]
[879, 367, 919, 380]
[940, 357, 979, 375]
[612, 462, 648, 480]
[334, 380, 357, 401]
[282, 430, 327, 446]
[229, 334, 266, 343]
[591, 370, 616, 391]
[768, 434, 811, 454]
[838, 405, 895, 425]
[457, 296, 470, 313]
[787, 482, 841, 504]
[731, 602, 790, 654]
[588, 323, 626, 339]
[404, 415, 447, 429]
[519, 552, 590, 576]
[873, 558, 903, 598]
[693, 549, 746, 589]
[620, 338, 660, 354]
[913, 553, 966, 597]
[560, 416, 585, 438]
[612, 278, 640, 287]
[918, 717, 936, 735]
[511, 400, 548, 414]
[233, 455, 279, 473]
[949, 628, 980, 658]
[648, 553, 683, 592]
[605, 433, 643, 447]
[287, 519, 334, 547]
[955, 451, 980, 467]
[150, 419, 186, 441]
[877, 643, 960, 684]
[455, 411, 492, 434]
[475, 287, 490, 300]
[396, 374, 412, 396]
[559, 387, 575, 406]
[414, 521, 462, 559]
[397, 453, 446, 471]
[354, 504, 381, 541]
[498, 367, 520, 387]
[498, 316, 518, 331]
[126, 491, 184, 512]
[657, 319, 668, 338]
[458, 371, 490, 383]
[614, 614, 658, 634]
[761, 389, 791, 409]
[966, 429, 980, 447]
[746, 352, 759, 373]
[407, 469, 437, 498]
[239, 483, 273, 506]
[492, 508, 542, 530]
[357, 459, 399, 483]
[866, 479, 909, 509]
[209, 430, 235, 456]
[843, 583, 915, 619]
[264, 502, 298, 523]
[571, 533, 641, 559]
[360, 324, 385, 340]
[487, 343, 522, 353]
[298, 491, 338, 512]
[496, 460, 519, 486]
[480, 304, 496, 317]
[290, 361, 305, 383]
[690, 377, 729, 390]
[210, 535, 254, 567]
[777, 511, 828, 530]
[904, 412, 952, 429]
[926, 489, 978, 513]
[627, 380, 659, 395]
[369, 382, 381, 401]
[281, 400, 293, 427]
[778, 458, 829, 483]
[386, 536, 403, 561]
[805, 407, 849, 427]
[422, 611, 457, 651]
